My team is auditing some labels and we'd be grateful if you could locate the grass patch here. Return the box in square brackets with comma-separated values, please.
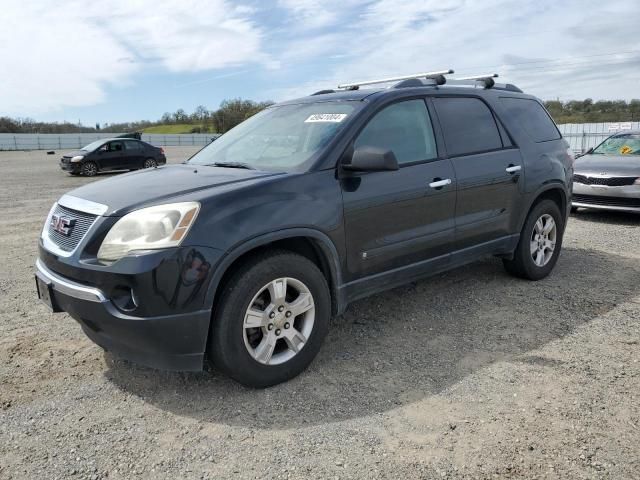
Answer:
[142, 124, 214, 134]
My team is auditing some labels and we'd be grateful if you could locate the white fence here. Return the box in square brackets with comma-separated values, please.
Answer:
[557, 122, 640, 154]
[1, 122, 638, 152]
[0, 133, 219, 151]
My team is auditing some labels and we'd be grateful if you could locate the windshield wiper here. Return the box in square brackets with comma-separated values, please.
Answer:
[206, 161, 255, 170]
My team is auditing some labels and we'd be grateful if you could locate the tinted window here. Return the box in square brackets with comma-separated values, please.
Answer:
[106, 141, 124, 152]
[124, 140, 141, 151]
[500, 97, 561, 143]
[433, 97, 503, 157]
[355, 99, 437, 164]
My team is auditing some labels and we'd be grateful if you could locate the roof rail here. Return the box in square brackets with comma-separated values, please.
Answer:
[446, 74, 523, 92]
[337, 70, 454, 90]
[311, 89, 336, 95]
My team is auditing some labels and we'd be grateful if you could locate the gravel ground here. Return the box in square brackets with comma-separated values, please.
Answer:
[1, 148, 639, 480]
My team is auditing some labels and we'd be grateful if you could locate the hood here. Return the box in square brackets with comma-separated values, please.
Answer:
[66, 164, 279, 215]
[62, 149, 88, 158]
[574, 154, 640, 176]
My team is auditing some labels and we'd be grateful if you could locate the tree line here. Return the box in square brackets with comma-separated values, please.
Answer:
[2, 98, 640, 134]
[0, 99, 274, 135]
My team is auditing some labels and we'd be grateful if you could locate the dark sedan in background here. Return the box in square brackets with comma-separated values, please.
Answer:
[572, 131, 640, 213]
[60, 138, 166, 177]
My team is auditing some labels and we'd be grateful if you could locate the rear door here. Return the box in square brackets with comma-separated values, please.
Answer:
[342, 98, 456, 279]
[432, 96, 524, 251]
[124, 140, 145, 168]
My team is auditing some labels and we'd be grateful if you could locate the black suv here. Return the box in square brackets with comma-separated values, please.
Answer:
[36, 72, 573, 387]
[60, 138, 166, 176]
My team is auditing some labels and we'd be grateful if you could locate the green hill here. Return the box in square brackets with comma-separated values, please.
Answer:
[142, 124, 214, 134]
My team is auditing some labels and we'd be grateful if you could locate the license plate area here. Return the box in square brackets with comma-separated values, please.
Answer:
[35, 274, 62, 312]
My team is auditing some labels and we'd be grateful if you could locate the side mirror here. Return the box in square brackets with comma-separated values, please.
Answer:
[342, 146, 399, 172]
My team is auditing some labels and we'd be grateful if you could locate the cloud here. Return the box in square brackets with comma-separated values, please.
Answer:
[0, 0, 266, 115]
[270, 0, 640, 101]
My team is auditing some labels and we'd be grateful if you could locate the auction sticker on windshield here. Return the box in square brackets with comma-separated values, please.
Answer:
[305, 113, 348, 123]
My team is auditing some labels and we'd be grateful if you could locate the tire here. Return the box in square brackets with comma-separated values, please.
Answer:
[209, 250, 330, 388]
[503, 199, 564, 281]
[143, 158, 157, 169]
[81, 161, 98, 177]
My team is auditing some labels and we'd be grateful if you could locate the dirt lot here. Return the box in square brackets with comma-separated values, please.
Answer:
[1, 148, 639, 480]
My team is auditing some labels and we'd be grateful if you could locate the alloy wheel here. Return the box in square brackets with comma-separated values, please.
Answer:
[530, 214, 556, 267]
[143, 159, 157, 168]
[243, 277, 315, 365]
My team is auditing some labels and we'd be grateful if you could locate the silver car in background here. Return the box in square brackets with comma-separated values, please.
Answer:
[572, 131, 640, 213]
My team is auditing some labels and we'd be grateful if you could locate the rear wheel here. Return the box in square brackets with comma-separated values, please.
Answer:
[503, 199, 564, 280]
[81, 161, 98, 177]
[209, 251, 330, 388]
[143, 158, 157, 169]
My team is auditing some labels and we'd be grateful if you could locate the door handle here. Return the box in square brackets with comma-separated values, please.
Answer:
[505, 165, 522, 174]
[428, 178, 452, 189]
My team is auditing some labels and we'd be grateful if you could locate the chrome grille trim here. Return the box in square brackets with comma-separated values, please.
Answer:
[58, 195, 108, 216]
[41, 196, 108, 257]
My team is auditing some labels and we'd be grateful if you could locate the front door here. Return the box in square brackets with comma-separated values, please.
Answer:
[97, 141, 126, 170]
[341, 99, 457, 281]
[432, 96, 524, 250]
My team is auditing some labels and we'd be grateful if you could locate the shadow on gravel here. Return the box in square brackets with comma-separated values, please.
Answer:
[104, 247, 640, 429]
[572, 209, 640, 226]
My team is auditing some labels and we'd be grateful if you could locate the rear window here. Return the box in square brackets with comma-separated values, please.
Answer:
[433, 97, 503, 157]
[500, 97, 561, 143]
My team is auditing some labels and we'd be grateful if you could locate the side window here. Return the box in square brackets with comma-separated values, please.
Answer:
[355, 99, 437, 165]
[433, 97, 503, 157]
[112, 141, 124, 151]
[124, 140, 141, 150]
[500, 97, 561, 143]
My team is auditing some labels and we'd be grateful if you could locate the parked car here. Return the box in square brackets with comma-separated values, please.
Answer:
[572, 131, 640, 213]
[60, 138, 166, 176]
[36, 72, 573, 387]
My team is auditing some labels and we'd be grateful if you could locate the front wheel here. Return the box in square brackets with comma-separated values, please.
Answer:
[503, 199, 564, 280]
[81, 161, 98, 177]
[209, 251, 330, 388]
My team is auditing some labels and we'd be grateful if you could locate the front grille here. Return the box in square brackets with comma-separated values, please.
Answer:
[572, 194, 640, 209]
[573, 174, 638, 186]
[47, 204, 98, 252]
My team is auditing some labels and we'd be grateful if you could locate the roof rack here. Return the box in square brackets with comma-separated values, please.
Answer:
[337, 70, 454, 90]
[446, 74, 523, 92]
[309, 70, 522, 95]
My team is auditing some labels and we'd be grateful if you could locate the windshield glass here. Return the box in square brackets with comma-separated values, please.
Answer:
[187, 102, 358, 171]
[593, 134, 640, 156]
[81, 139, 107, 151]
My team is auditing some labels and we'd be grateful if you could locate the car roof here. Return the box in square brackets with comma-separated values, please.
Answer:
[276, 83, 535, 106]
[611, 130, 640, 136]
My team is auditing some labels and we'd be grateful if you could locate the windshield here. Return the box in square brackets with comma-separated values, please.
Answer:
[593, 134, 640, 156]
[81, 139, 107, 152]
[188, 102, 358, 171]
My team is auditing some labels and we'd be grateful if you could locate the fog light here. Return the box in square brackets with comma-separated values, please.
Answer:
[111, 286, 137, 311]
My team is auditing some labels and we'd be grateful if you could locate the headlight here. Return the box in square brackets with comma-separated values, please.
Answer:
[71, 155, 84, 162]
[97, 202, 200, 263]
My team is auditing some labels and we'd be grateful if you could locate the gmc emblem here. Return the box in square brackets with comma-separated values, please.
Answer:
[51, 214, 75, 236]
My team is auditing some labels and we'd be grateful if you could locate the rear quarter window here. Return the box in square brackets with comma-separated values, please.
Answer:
[432, 97, 503, 157]
[500, 97, 561, 143]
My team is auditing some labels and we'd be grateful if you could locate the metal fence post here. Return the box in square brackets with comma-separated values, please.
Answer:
[14, 136, 17, 150]
[581, 131, 586, 153]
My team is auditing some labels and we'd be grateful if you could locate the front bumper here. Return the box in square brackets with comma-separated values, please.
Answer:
[60, 160, 81, 173]
[36, 244, 223, 371]
[572, 183, 640, 212]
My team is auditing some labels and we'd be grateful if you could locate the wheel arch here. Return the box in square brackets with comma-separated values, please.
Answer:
[204, 229, 345, 320]
[519, 182, 569, 232]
